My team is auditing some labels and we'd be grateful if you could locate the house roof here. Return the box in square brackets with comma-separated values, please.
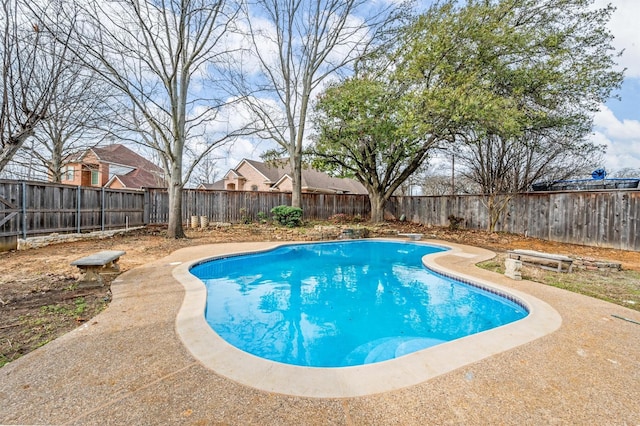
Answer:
[242, 158, 288, 183]
[108, 168, 166, 189]
[299, 167, 367, 194]
[91, 144, 164, 174]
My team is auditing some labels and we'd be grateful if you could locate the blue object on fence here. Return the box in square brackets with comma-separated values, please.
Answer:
[591, 168, 607, 180]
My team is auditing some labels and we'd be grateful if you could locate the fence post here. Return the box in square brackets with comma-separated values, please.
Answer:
[77, 186, 81, 233]
[21, 181, 27, 239]
[101, 187, 106, 231]
[143, 189, 150, 224]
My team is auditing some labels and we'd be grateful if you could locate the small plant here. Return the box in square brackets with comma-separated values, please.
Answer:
[39, 297, 87, 318]
[257, 211, 269, 224]
[271, 205, 303, 227]
[0, 354, 11, 368]
[73, 297, 87, 316]
[447, 214, 464, 230]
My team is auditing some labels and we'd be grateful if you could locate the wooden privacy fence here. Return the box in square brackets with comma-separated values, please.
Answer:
[387, 190, 640, 251]
[146, 188, 371, 224]
[0, 180, 145, 250]
[2, 179, 639, 251]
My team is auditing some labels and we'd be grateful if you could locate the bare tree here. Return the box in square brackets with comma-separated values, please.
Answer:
[235, 0, 403, 209]
[458, 131, 602, 195]
[35, 0, 245, 238]
[612, 168, 640, 178]
[3, 52, 122, 182]
[0, 137, 40, 179]
[33, 65, 120, 183]
[0, 0, 71, 172]
[189, 154, 221, 187]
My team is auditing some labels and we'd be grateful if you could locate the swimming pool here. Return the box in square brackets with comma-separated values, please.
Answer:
[190, 240, 528, 368]
[175, 240, 561, 397]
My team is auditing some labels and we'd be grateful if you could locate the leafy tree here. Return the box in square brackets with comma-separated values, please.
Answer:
[313, 76, 439, 222]
[313, 0, 622, 225]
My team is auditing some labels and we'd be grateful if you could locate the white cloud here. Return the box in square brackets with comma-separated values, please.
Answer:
[592, 105, 640, 171]
[595, 0, 640, 77]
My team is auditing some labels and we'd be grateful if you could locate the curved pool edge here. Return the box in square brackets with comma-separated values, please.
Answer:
[172, 239, 562, 398]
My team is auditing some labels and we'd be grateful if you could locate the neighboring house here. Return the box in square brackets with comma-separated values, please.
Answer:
[58, 144, 166, 189]
[197, 158, 367, 194]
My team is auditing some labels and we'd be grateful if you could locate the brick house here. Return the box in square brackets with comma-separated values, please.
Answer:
[58, 144, 166, 189]
[198, 158, 367, 194]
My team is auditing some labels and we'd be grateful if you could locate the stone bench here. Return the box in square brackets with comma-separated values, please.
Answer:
[71, 250, 126, 287]
[507, 249, 574, 273]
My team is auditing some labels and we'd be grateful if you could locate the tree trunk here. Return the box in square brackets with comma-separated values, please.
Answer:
[50, 138, 64, 183]
[369, 192, 386, 223]
[486, 194, 512, 232]
[290, 155, 303, 208]
[166, 161, 186, 239]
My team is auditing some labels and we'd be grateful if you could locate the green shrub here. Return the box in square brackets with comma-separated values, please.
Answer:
[257, 211, 269, 224]
[271, 205, 303, 227]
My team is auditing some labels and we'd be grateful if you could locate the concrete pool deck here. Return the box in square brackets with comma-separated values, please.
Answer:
[1, 240, 640, 424]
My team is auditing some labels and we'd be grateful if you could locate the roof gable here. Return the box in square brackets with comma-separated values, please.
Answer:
[106, 167, 166, 189]
[223, 169, 242, 180]
[237, 158, 287, 183]
[91, 144, 164, 174]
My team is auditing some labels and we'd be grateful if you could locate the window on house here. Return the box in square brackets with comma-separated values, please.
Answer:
[91, 170, 100, 185]
[251, 185, 258, 191]
[63, 166, 74, 181]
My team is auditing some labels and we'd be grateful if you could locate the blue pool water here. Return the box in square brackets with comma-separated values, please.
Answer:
[190, 240, 528, 367]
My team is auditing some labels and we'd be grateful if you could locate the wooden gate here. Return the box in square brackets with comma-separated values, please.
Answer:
[0, 182, 20, 251]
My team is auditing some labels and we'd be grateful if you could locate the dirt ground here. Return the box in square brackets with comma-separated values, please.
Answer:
[2, 221, 640, 367]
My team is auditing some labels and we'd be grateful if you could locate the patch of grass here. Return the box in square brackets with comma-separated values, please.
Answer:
[64, 282, 78, 291]
[0, 352, 13, 368]
[478, 259, 504, 274]
[39, 297, 87, 318]
[73, 297, 87, 316]
[478, 256, 640, 311]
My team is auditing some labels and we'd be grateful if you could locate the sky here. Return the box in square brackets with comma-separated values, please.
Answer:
[592, 0, 640, 173]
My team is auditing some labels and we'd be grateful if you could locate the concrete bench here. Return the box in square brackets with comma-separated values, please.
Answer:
[71, 250, 126, 287]
[507, 249, 574, 273]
